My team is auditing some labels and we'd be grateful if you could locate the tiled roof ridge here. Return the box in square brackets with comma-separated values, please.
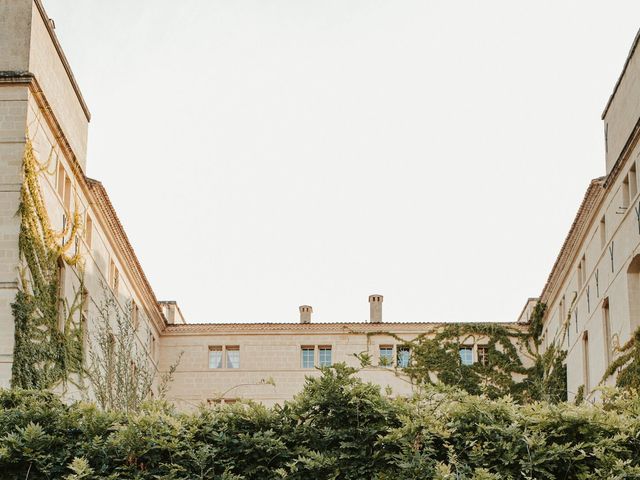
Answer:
[539, 177, 605, 304]
[86, 178, 166, 330]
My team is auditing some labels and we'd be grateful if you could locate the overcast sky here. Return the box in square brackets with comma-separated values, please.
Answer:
[44, 0, 640, 324]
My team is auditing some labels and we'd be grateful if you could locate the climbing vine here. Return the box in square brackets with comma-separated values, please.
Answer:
[11, 135, 84, 390]
[603, 326, 640, 390]
[357, 302, 569, 403]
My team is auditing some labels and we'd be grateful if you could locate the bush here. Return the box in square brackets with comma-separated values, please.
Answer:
[1, 366, 639, 479]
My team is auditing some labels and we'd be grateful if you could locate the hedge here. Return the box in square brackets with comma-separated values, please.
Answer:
[1, 364, 639, 479]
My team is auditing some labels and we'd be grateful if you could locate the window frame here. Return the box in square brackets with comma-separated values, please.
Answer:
[301, 346, 315, 369]
[477, 345, 489, 366]
[208, 345, 223, 369]
[459, 346, 473, 366]
[397, 345, 411, 368]
[318, 345, 332, 367]
[226, 345, 240, 369]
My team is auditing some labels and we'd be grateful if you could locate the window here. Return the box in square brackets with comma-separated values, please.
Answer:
[630, 164, 638, 199]
[477, 345, 489, 366]
[318, 346, 332, 367]
[582, 331, 590, 394]
[600, 216, 607, 250]
[57, 258, 65, 330]
[57, 162, 65, 198]
[623, 177, 631, 208]
[459, 347, 473, 366]
[602, 298, 612, 368]
[208, 398, 237, 405]
[559, 295, 566, 323]
[628, 255, 640, 332]
[81, 288, 89, 363]
[301, 346, 314, 368]
[131, 303, 139, 331]
[208, 346, 223, 369]
[109, 260, 119, 295]
[63, 175, 72, 212]
[85, 214, 92, 249]
[578, 255, 586, 290]
[379, 345, 394, 366]
[397, 346, 410, 368]
[226, 346, 240, 369]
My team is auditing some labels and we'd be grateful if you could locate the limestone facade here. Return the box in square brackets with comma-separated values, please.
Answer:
[535, 30, 640, 401]
[0, 0, 164, 397]
[1, 0, 639, 407]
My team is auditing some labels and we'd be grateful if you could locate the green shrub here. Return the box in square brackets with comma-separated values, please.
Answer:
[1, 367, 640, 479]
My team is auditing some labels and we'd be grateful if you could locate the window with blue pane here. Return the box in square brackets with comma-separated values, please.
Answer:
[379, 345, 394, 366]
[301, 346, 315, 368]
[459, 347, 473, 366]
[208, 346, 223, 369]
[226, 346, 240, 369]
[397, 346, 410, 368]
[318, 346, 332, 366]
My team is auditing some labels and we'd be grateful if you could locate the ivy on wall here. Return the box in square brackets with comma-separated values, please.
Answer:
[11, 136, 84, 390]
[357, 302, 568, 403]
[603, 327, 640, 391]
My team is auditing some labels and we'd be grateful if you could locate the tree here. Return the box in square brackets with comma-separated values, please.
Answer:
[84, 287, 180, 412]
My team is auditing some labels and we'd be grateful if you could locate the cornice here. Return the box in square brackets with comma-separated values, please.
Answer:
[539, 178, 605, 305]
[86, 179, 166, 333]
[163, 321, 526, 336]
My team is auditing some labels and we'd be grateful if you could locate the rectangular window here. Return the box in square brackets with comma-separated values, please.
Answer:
[630, 164, 638, 200]
[582, 331, 590, 394]
[477, 345, 489, 366]
[131, 303, 139, 331]
[81, 288, 89, 363]
[578, 255, 586, 290]
[57, 163, 65, 198]
[301, 346, 315, 368]
[600, 216, 606, 250]
[559, 295, 566, 323]
[226, 346, 240, 369]
[208, 346, 223, 369]
[57, 258, 65, 330]
[63, 175, 72, 212]
[459, 346, 473, 366]
[85, 214, 93, 249]
[318, 346, 332, 367]
[603, 298, 612, 368]
[623, 177, 631, 208]
[109, 260, 119, 295]
[379, 345, 394, 366]
[397, 346, 410, 368]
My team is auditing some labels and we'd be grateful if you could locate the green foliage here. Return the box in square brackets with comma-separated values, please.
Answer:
[404, 323, 528, 400]
[1, 367, 640, 479]
[85, 291, 181, 413]
[603, 327, 640, 390]
[388, 302, 568, 403]
[11, 137, 84, 390]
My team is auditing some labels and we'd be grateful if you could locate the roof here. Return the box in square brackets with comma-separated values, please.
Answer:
[539, 177, 605, 304]
[86, 178, 166, 331]
[602, 28, 640, 120]
[164, 321, 525, 335]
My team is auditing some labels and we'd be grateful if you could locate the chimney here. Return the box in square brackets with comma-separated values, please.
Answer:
[369, 294, 383, 323]
[299, 305, 313, 324]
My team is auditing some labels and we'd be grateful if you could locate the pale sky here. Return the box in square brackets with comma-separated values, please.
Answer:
[44, 0, 640, 324]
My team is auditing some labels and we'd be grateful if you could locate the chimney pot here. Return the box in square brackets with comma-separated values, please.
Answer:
[369, 294, 383, 323]
[299, 305, 313, 324]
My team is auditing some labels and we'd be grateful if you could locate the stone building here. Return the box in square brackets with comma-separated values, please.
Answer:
[532, 30, 640, 402]
[0, 0, 638, 407]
